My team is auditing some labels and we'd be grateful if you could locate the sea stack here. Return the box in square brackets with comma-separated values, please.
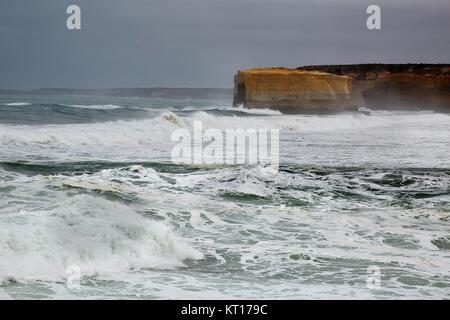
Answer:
[233, 64, 450, 113]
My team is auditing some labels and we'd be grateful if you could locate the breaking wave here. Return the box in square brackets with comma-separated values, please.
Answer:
[63, 104, 123, 110]
[1, 96, 450, 298]
[1, 110, 449, 165]
[0, 194, 203, 283]
[1, 110, 449, 144]
[3, 102, 31, 106]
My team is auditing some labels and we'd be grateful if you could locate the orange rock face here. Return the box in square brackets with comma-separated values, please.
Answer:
[360, 73, 450, 111]
[299, 64, 450, 112]
[233, 68, 356, 113]
[234, 65, 450, 113]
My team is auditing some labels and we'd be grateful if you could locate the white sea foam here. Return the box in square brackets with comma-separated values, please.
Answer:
[181, 105, 283, 116]
[186, 110, 450, 133]
[2, 97, 450, 299]
[1, 111, 448, 148]
[0, 114, 179, 152]
[0, 111, 449, 167]
[234, 105, 283, 115]
[3, 102, 31, 106]
[1, 157, 449, 298]
[64, 104, 123, 110]
[0, 194, 203, 282]
[51, 165, 169, 194]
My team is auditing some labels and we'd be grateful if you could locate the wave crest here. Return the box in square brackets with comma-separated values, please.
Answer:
[3, 102, 31, 106]
[0, 194, 203, 282]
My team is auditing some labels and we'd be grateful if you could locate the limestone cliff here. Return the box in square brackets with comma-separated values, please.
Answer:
[298, 64, 450, 112]
[234, 64, 450, 113]
[233, 68, 355, 113]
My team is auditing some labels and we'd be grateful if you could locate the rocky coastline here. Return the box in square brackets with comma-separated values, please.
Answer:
[233, 64, 450, 113]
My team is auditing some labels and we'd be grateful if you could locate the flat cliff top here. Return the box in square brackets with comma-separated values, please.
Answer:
[238, 68, 337, 77]
[297, 64, 450, 76]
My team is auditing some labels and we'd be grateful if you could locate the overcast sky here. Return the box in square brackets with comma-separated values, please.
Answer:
[1, 0, 449, 89]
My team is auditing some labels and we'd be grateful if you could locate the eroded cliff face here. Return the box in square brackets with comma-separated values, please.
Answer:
[233, 68, 355, 113]
[299, 64, 450, 112]
[234, 64, 450, 113]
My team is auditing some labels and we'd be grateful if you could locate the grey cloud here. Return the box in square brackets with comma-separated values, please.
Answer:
[0, 0, 449, 89]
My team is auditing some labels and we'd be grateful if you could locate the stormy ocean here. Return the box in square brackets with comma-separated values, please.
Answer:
[0, 94, 449, 299]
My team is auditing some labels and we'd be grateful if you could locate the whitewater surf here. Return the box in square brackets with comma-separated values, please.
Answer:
[0, 94, 449, 299]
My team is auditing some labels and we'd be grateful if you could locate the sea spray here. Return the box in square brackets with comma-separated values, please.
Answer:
[0, 194, 203, 282]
